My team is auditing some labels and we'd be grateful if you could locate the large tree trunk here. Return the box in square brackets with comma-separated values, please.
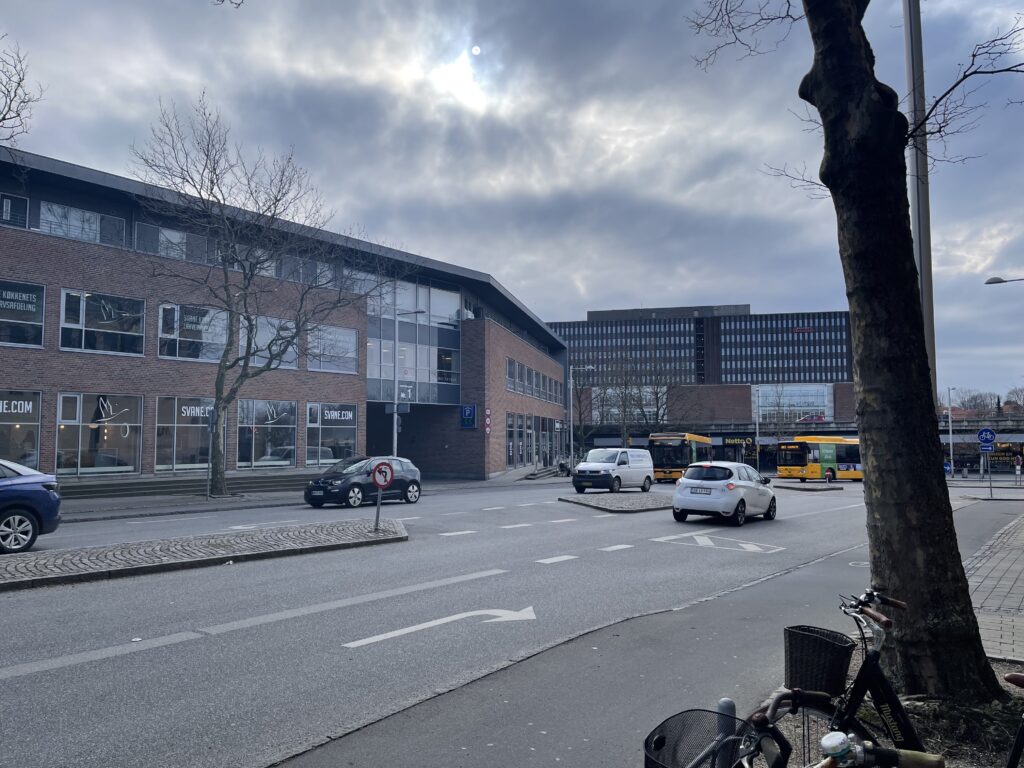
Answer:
[800, 0, 1003, 702]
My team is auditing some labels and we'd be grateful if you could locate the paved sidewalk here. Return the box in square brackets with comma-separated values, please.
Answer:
[558, 490, 674, 512]
[0, 518, 407, 591]
[965, 512, 1024, 661]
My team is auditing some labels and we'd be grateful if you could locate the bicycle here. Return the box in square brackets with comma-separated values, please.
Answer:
[748, 588, 926, 765]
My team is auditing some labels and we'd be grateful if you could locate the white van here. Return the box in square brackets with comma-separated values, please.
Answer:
[573, 448, 655, 494]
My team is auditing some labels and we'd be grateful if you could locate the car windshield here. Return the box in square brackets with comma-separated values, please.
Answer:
[341, 459, 371, 474]
[683, 465, 733, 481]
[0, 458, 41, 476]
[327, 456, 367, 473]
[585, 449, 620, 463]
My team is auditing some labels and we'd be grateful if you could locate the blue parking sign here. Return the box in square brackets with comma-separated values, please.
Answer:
[460, 404, 476, 429]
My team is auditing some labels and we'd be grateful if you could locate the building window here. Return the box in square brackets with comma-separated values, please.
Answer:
[159, 304, 228, 362]
[308, 325, 359, 374]
[0, 280, 44, 347]
[60, 289, 144, 355]
[237, 399, 297, 468]
[507, 412, 516, 468]
[507, 358, 516, 391]
[242, 316, 298, 369]
[156, 397, 214, 471]
[135, 222, 212, 263]
[1, 193, 28, 229]
[57, 393, 142, 475]
[40, 201, 125, 246]
[307, 402, 357, 465]
[0, 391, 41, 468]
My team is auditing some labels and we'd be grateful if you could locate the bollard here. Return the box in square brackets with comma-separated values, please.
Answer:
[962, 466, 968, 479]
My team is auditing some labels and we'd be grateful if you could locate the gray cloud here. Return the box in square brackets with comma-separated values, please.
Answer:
[2, 0, 1023, 393]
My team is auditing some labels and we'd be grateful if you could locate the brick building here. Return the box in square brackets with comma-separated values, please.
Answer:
[0, 150, 567, 483]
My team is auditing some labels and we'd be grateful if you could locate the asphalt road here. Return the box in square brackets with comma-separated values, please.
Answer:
[0, 484, 1008, 768]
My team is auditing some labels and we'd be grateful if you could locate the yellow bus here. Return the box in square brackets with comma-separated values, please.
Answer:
[776, 435, 863, 482]
[648, 432, 714, 483]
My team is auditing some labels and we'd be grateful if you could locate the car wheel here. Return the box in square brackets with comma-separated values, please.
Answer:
[404, 481, 421, 504]
[825, 469, 836, 482]
[308, 500, 325, 508]
[345, 486, 364, 508]
[610, 477, 621, 493]
[764, 497, 777, 520]
[732, 499, 746, 527]
[641, 477, 652, 493]
[672, 509, 688, 523]
[0, 509, 39, 554]
[574, 485, 586, 494]
[799, 478, 807, 483]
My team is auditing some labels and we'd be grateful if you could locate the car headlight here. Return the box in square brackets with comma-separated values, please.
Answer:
[598, 469, 611, 475]
[330, 479, 343, 486]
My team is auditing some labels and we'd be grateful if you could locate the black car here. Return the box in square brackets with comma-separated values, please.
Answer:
[304, 456, 422, 508]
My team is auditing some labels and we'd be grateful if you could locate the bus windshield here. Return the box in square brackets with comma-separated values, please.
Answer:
[650, 441, 689, 468]
[777, 444, 807, 466]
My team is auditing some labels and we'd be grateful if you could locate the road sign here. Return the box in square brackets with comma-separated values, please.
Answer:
[943, 461, 951, 474]
[978, 428, 997, 444]
[460, 404, 477, 429]
[484, 408, 491, 417]
[980, 444, 995, 453]
[372, 461, 395, 489]
[485, 426, 491, 435]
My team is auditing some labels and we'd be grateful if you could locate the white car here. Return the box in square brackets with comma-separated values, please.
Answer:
[672, 461, 776, 526]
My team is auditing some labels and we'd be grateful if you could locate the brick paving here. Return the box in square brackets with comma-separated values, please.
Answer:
[965, 513, 1024, 661]
[0, 519, 407, 591]
[558, 491, 674, 512]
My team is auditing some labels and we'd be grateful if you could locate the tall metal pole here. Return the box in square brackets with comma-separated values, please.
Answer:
[392, 307, 425, 457]
[947, 386, 955, 477]
[754, 385, 761, 473]
[568, 365, 574, 463]
[903, 0, 937, 398]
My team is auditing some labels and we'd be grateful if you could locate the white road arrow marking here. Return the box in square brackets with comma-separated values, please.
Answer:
[693, 535, 715, 547]
[343, 607, 536, 648]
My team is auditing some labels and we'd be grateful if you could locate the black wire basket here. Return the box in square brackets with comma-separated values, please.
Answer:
[784, 625, 856, 696]
[644, 708, 758, 768]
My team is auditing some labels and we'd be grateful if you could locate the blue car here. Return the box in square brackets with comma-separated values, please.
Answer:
[0, 459, 62, 554]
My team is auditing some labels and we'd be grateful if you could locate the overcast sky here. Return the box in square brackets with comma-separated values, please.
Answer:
[3, 0, 1022, 396]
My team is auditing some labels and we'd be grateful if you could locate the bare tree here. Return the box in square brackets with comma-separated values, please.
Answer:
[132, 95, 393, 495]
[691, 0, 1006, 702]
[956, 389, 999, 414]
[1006, 385, 1024, 408]
[0, 33, 43, 146]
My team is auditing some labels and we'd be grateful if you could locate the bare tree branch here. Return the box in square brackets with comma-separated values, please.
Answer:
[762, 162, 830, 198]
[0, 33, 44, 146]
[688, 0, 802, 70]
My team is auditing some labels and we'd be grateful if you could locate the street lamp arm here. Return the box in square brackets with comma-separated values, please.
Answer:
[985, 276, 1024, 285]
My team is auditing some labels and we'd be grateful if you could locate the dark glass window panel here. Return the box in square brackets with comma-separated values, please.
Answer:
[99, 215, 125, 246]
[398, 321, 417, 343]
[367, 379, 382, 401]
[60, 327, 82, 349]
[84, 330, 143, 355]
[159, 338, 178, 357]
[157, 397, 176, 425]
[367, 316, 381, 339]
[417, 325, 430, 345]
[63, 292, 82, 325]
[0, 321, 42, 346]
[136, 222, 160, 254]
[437, 384, 460, 404]
[436, 327, 459, 349]
[0, 195, 28, 228]
[155, 425, 175, 470]
[83, 293, 143, 335]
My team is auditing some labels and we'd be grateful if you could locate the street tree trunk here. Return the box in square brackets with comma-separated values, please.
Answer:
[800, 0, 1003, 702]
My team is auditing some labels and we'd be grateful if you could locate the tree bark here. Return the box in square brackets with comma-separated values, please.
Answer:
[800, 0, 1003, 702]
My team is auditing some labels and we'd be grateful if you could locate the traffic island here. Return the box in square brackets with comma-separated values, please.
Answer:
[771, 481, 845, 492]
[558, 491, 674, 513]
[0, 519, 408, 592]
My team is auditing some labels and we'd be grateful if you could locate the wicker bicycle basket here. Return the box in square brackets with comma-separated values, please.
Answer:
[784, 625, 856, 696]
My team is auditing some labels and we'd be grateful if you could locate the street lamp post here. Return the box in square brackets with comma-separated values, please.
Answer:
[568, 364, 595, 465]
[947, 386, 957, 477]
[754, 384, 761, 473]
[393, 309, 425, 456]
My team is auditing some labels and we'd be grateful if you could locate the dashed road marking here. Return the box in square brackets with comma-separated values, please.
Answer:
[517, 503, 538, 507]
[591, 514, 616, 518]
[439, 530, 477, 537]
[395, 517, 421, 521]
[542, 501, 558, 504]
[536, 555, 579, 564]
[482, 507, 505, 511]
[547, 518, 576, 524]
[599, 545, 634, 552]
[441, 511, 468, 516]
[500, 523, 532, 529]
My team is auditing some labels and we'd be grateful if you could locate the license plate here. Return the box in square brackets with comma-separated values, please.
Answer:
[580, 481, 592, 487]
[311, 490, 324, 496]
[690, 487, 711, 495]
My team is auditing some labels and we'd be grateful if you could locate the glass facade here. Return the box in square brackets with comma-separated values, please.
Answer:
[40, 201, 125, 246]
[0, 391, 41, 468]
[60, 290, 145, 355]
[0, 280, 44, 347]
[505, 412, 562, 469]
[306, 402, 358, 465]
[237, 399, 297, 468]
[57, 393, 142, 475]
[159, 304, 228, 362]
[156, 397, 214, 471]
[366, 280, 462, 405]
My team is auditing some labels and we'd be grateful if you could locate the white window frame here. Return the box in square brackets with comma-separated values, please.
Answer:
[0, 279, 45, 349]
[59, 288, 146, 358]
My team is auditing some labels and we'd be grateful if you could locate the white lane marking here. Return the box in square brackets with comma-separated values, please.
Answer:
[547, 518, 577, 524]
[536, 555, 579, 564]
[672, 535, 784, 554]
[343, 607, 536, 649]
[125, 515, 214, 525]
[693, 535, 715, 547]
[395, 517, 421, 521]
[591, 514, 616, 518]
[228, 520, 299, 530]
[482, 507, 505, 511]
[439, 530, 477, 537]
[787, 502, 865, 520]
[201, 569, 508, 635]
[599, 545, 634, 552]
[542, 501, 558, 504]
[0, 570, 511, 681]
[739, 543, 764, 552]
[500, 523, 533, 529]
[441, 511, 468, 516]
[650, 527, 717, 542]
[517, 503, 538, 507]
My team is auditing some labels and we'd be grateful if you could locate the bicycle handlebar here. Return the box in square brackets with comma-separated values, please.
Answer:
[875, 594, 907, 611]
[815, 742, 946, 767]
[858, 605, 892, 629]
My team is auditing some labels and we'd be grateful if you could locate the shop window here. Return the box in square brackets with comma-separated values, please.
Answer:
[307, 403, 357, 465]
[57, 393, 142, 475]
[237, 399, 297, 468]
[159, 304, 229, 362]
[60, 290, 144, 355]
[156, 397, 214, 471]
[40, 201, 124, 246]
[0, 391, 41, 468]
[0, 280, 44, 347]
